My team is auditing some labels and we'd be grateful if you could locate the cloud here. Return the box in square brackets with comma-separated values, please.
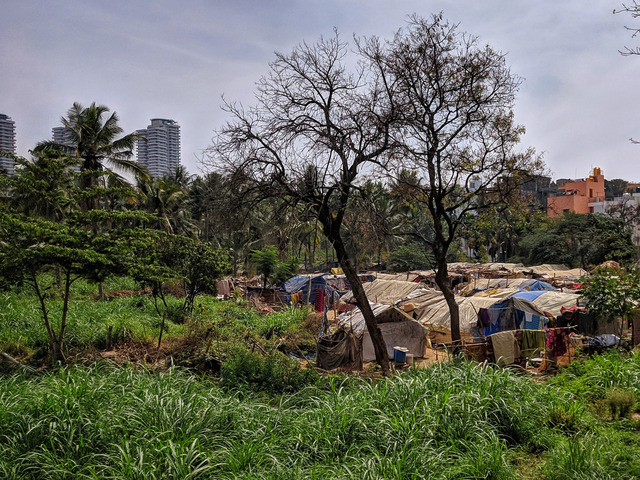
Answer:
[2, 0, 639, 180]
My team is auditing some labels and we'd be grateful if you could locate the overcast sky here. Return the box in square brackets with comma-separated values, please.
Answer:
[2, 0, 639, 181]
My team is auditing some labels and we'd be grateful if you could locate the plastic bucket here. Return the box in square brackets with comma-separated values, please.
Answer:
[393, 346, 408, 363]
[405, 353, 414, 366]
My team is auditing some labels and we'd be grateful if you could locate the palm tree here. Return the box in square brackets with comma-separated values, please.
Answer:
[36, 102, 147, 210]
[137, 167, 198, 237]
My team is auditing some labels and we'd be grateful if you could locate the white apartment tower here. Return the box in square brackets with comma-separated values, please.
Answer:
[0, 114, 16, 175]
[136, 118, 181, 178]
[52, 126, 75, 150]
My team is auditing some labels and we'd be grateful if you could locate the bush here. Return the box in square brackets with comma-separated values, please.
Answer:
[605, 387, 636, 419]
[220, 348, 319, 395]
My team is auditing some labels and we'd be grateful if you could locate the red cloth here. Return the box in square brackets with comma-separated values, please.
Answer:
[314, 289, 324, 312]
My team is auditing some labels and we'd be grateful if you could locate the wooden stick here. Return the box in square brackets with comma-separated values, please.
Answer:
[0, 350, 37, 373]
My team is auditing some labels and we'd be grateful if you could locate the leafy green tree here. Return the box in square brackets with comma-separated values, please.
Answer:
[273, 256, 301, 286]
[581, 266, 640, 342]
[137, 169, 198, 237]
[461, 199, 551, 263]
[605, 178, 629, 199]
[0, 211, 156, 363]
[343, 181, 404, 270]
[250, 245, 300, 290]
[387, 243, 435, 272]
[8, 150, 79, 221]
[517, 213, 636, 268]
[250, 245, 279, 290]
[169, 237, 231, 313]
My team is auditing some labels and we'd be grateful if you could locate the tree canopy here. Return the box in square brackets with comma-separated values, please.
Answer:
[517, 213, 636, 268]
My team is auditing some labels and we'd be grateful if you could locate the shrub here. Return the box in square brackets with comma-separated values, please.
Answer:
[605, 387, 636, 419]
[220, 348, 319, 395]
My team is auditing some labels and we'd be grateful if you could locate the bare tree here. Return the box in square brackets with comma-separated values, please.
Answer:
[615, 1, 640, 56]
[615, 2, 640, 144]
[206, 33, 397, 372]
[362, 14, 545, 346]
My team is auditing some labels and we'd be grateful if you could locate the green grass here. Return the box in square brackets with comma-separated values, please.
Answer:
[0, 291, 187, 355]
[0, 276, 317, 366]
[2, 276, 640, 478]
[549, 350, 640, 402]
[3, 359, 639, 479]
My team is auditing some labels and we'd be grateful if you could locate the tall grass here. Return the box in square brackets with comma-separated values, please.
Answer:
[549, 350, 640, 400]
[4, 359, 635, 479]
[0, 290, 187, 356]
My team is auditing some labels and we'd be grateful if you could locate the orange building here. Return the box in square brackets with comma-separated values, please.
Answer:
[546, 168, 605, 217]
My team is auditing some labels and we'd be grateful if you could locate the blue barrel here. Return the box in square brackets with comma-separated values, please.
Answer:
[393, 346, 408, 363]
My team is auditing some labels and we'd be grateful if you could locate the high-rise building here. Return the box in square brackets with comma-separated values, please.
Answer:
[0, 114, 16, 175]
[136, 118, 181, 178]
[52, 126, 75, 150]
[51, 125, 81, 171]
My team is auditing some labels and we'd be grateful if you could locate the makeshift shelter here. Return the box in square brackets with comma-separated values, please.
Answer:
[458, 278, 555, 296]
[370, 272, 422, 283]
[474, 290, 580, 335]
[331, 304, 427, 363]
[282, 274, 347, 307]
[390, 288, 581, 342]
[316, 329, 361, 370]
[340, 279, 425, 306]
[398, 289, 500, 343]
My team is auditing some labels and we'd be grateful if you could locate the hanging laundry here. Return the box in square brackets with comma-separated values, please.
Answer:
[314, 289, 324, 312]
[521, 330, 545, 358]
[554, 329, 567, 356]
[485, 309, 502, 335]
[490, 331, 520, 366]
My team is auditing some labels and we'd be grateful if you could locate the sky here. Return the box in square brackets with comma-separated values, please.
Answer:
[2, 0, 639, 181]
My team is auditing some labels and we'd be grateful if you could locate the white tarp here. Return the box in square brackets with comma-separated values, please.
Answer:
[336, 304, 426, 361]
[340, 279, 425, 305]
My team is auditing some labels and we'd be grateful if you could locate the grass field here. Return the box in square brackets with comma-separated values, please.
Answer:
[0, 277, 317, 366]
[0, 357, 639, 479]
[1, 278, 639, 478]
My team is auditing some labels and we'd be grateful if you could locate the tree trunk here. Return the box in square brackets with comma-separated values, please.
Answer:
[329, 231, 390, 373]
[433, 241, 462, 351]
[435, 264, 461, 351]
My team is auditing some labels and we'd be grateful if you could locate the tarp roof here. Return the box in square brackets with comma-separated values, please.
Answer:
[369, 272, 421, 282]
[402, 289, 500, 333]
[399, 288, 580, 333]
[410, 263, 587, 279]
[283, 274, 327, 293]
[511, 290, 548, 302]
[340, 279, 425, 305]
[458, 278, 555, 296]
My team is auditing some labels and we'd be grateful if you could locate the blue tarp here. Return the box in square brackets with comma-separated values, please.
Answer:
[511, 290, 548, 302]
[283, 274, 331, 305]
[516, 279, 555, 292]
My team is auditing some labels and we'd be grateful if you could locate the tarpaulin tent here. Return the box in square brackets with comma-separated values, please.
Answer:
[476, 290, 581, 335]
[340, 279, 425, 306]
[334, 304, 427, 363]
[393, 288, 580, 338]
[317, 329, 361, 370]
[401, 289, 501, 340]
[458, 278, 555, 296]
[283, 274, 344, 305]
